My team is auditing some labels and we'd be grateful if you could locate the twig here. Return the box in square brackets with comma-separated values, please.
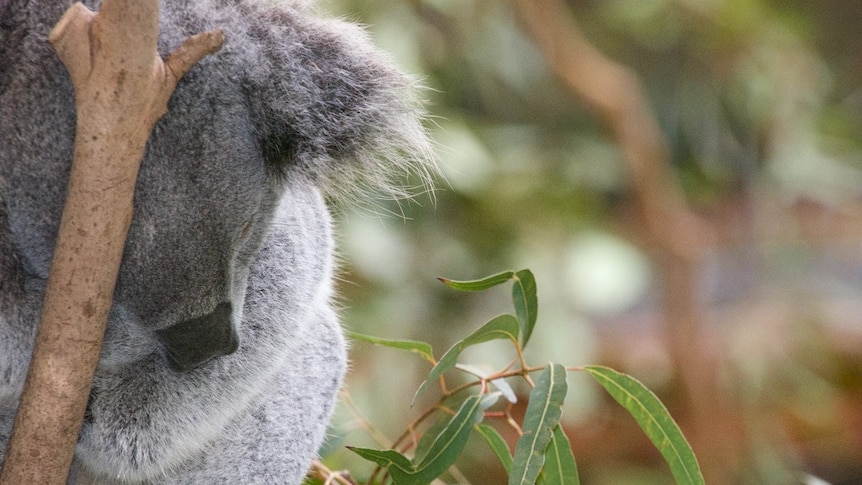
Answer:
[340, 389, 393, 448]
[309, 459, 359, 485]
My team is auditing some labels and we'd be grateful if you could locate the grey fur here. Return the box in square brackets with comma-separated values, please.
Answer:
[0, 0, 433, 483]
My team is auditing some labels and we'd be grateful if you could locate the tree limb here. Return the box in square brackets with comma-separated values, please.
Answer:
[515, 1, 740, 482]
[0, 1, 222, 482]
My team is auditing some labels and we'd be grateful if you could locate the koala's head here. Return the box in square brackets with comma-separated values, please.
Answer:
[0, 0, 433, 371]
[110, 93, 281, 370]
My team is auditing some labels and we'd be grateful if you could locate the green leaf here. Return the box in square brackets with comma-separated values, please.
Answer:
[413, 394, 490, 471]
[347, 394, 484, 485]
[346, 331, 435, 363]
[347, 447, 414, 474]
[414, 392, 500, 463]
[512, 269, 538, 347]
[353, 395, 492, 485]
[510, 363, 568, 485]
[413, 315, 520, 402]
[538, 426, 579, 485]
[438, 271, 514, 291]
[414, 397, 459, 464]
[583, 366, 704, 485]
[476, 423, 513, 474]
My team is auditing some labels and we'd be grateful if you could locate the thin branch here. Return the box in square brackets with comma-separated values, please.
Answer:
[340, 389, 393, 448]
[516, 0, 711, 259]
[309, 459, 359, 485]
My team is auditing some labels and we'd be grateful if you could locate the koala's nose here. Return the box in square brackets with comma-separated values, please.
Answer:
[155, 302, 240, 372]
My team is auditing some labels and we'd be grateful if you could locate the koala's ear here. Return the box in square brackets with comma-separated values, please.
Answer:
[240, 8, 435, 197]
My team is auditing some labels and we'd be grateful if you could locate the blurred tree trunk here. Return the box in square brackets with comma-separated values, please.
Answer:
[516, 1, 742, 482]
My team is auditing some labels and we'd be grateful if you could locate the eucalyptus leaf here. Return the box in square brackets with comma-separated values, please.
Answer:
[414, 392, 501, 463]
[414, 397, 460, 464]
[347, 447, 414, 474]
[347, 331, 435, 363]
[538, 425, 579, 485]
[510, 363, 568, 485]
[512, 269, 538, 347]
[491, 376, 518, 404]
[413, 315, 520, 403]
[584, 366, 704, 485]
[476, 423, 513, 474]
[438, 271, 514, 291]
[397, 395, 486, 485]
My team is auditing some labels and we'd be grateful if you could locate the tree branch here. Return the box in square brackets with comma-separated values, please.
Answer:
[0, 1, 222, 482]
[515, 1, 738, 482]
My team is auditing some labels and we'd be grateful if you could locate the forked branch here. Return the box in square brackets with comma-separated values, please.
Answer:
[0, 1, 222, 483]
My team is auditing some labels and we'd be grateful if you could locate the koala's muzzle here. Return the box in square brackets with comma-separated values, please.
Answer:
[155, 302, 239, 372]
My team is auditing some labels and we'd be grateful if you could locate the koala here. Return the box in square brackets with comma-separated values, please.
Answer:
[0, 0, 432, 483]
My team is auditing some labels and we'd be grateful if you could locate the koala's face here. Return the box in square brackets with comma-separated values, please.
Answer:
[0, 41, 283, 371]
[110, 84, 282, 370]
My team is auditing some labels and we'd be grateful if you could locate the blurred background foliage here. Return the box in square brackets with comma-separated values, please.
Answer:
[315, 1, 862, 483]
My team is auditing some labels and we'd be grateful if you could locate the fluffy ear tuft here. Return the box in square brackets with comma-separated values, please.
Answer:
[237, 5, 437, 203]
